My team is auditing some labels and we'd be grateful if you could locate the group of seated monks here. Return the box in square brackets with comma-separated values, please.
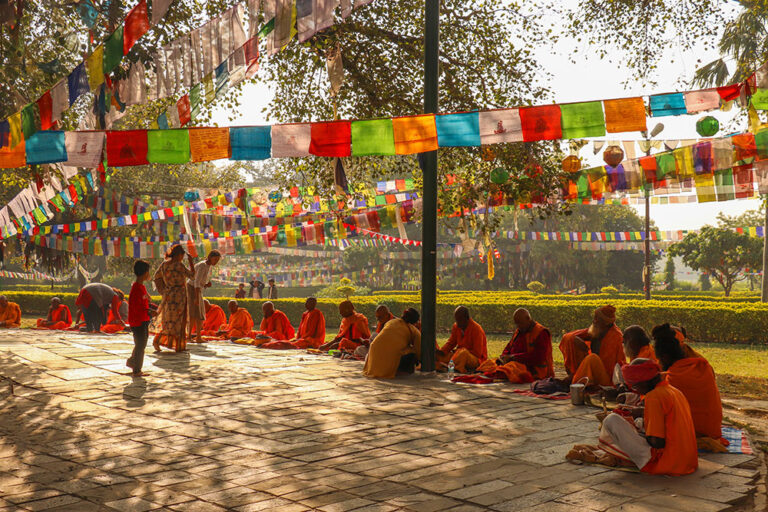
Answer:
[32, 295, 130, 334]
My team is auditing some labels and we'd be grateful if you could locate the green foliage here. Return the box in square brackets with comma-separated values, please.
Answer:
[669, 226, 763, 296]
[527, 281, 545, 294]
[664, 255, 676, 291]
[600, 286, 618, 294]
[316, 278, 371, 298]
[335, 277, 356, 299]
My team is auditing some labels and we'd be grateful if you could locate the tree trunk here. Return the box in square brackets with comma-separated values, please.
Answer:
[762, 201, 768, 302]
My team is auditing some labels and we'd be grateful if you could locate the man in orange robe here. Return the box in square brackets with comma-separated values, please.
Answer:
[653, 323, 724, 443]
[622, 326, 657, 362]
[319, 300, 371, 352]
[559, 305, 626, 387]
[261, 297, 326, 350]
[0, 295, 21, 328]
[250, 301, 295, 346]
[219, 300, 254, 340]
[198, 300, 227, 337]
[437, 306, 487, 373]
[373, 305, 394, 337]
[36, 297, 73, 330]
[672, 325, 703, 359]
[495, 308, 553, 380]
[101, 300, 129, 333]
[594, 359, 698, 476]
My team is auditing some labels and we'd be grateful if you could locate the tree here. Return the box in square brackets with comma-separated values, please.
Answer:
[664, 255, 676, 290]
[669, 226, 763, 296]
[699, 273, 712, 291]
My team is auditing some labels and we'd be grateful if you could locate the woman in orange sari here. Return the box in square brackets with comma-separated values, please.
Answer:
[152, 245, 195, 352]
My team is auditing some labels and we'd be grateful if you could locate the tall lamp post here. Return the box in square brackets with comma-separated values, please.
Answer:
[420, 0, 439, 371]
[642, 123, 664, 300]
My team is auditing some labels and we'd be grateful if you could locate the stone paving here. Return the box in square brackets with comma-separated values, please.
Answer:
[0, 329, 762, 512]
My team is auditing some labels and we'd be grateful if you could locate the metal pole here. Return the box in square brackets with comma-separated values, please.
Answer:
[420, 0, 439, 372]
[762, 197, 768, 302]
[644, 147, 651, 300]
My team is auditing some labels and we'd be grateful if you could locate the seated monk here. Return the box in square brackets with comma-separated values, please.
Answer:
[672, 325, 703, 359]
[364, 308, 422, 379]
[197, 300, 227, 337]
[249, 302, 295, 346]
[494, 308, 553, 380]
[36, 297, 73, 330]
[436, 306, 488, 373]
[319, 300, 371, 352]
[0, 295, 21, 328]
[622, 326, 657, 362]
[101, 300, 129, 333]
[653, 323, 724, 444]
[588, 359, 698, 476]
[559, 305, 626, 387]
[261, 297, 326, 350]
[371, 305, 394, 340]
[218, 300, 254, 340]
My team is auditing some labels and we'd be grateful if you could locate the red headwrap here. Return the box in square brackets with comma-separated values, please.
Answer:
[594, 305, 616, 324]
[621, 360, 660, 387]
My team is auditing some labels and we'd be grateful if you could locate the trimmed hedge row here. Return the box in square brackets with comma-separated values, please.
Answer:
[372, 290, 763, 303]
[6, 290, 768, 344]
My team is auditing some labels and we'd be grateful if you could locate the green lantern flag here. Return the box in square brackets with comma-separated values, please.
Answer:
[351, 119, 395, 156]
[560, 101, 606, 139]
[147, 129, 190, 164]
[696, 116, 720, 137]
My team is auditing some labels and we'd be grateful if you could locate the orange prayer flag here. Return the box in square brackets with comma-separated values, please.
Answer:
[392, 114, 438, 155]
[189, 127, 230, 162]
[603, 97, 647, 133]
[0, 140, 26, 168]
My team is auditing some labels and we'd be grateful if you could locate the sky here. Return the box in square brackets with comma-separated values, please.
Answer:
[211, 2, 762, 231]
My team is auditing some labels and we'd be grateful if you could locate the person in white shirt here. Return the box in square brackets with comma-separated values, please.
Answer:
[187, 250, 221, 343]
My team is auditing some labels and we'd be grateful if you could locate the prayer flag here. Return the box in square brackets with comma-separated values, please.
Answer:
[151, 0, 173, 24]
[157, 113, 169, 130]
[8, 112, 21, 148]
[26, 131, 67, 165]
[683, 90, 720, 113]
[350, 119, 395, 156]
[189, 127, 230, 161]
[215, 61, 229, 98]
[751, 89, 768, 110]
[68, 63, 89, 105]
[0, 141, 25, 168]
[655, 153, 677, 179]
[230, 126, 272, 160]
[177, 95, 191, 126]
[0, 120, 7, 147]
[392, 115, 438, 154]
[560, 101, 605, 139]
[37, 92, 53, 131]
[714, 168, 735, 201]
[603, 97, 646, 133]
[309, 121, 351, 157]
[50, 80, 68, 123]
[103, 26, 124, 74]
[435, 112, 480, 147]
[693, 142, 713, 175]
[147, 129, 190, 164]
[478, 108, 522, 144]
[694, 169, 717, 203]
[733, 164, 754, 198]
[649, 93, 686, 116]
[732, 133, 757, 164]
[21, 103, 39, 140]
[756, 128, 768, 160]
[673, 146, 694, 179]
[712, 138, 734, 170]
[124, 0, 150, 54]
[106, 130, 148, 166]
[86, 45, 105, 90]
[717, 84, 741, 101]
[519, 105, 561, 142]
[189, 84, 201, 120]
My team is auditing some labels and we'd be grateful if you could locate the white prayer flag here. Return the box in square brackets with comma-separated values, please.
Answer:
[683, 90, 721, 113]
[50, 79, 69, 123]
[65, 132, 105, 168]
[271, 124, 311, 157]
[478, 109, 522, 145]
[151, 0, 173, 25]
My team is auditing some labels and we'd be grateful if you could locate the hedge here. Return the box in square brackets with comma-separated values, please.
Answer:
[5, 290, 768, 344]
[372, 290, 763, 303]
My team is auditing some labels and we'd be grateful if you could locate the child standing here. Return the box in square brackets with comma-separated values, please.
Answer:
[127, 260, 153, 377]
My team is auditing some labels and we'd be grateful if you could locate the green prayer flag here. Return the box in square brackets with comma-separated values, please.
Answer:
[103, 26, 124, 74]
[21, 103, 40, 140]
[351, 119, 395, 156]
[147, 129, 190, 164]
[714, 169, 735, 201]
[576, 172, 590, 198]
[190, 84, 201, 120]
[203, 73, 215, 104]
[655, 153, 677, 179]
[755, 128, 768, 160]
[258, 18, 275, 38]
[751, 89, 768, 110]
[560, 101, 606, 139]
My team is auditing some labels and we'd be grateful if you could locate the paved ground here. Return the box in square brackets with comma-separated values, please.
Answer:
[0, 329, 763, 512]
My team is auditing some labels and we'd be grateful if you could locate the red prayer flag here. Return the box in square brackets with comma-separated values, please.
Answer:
[123, 0, 150, 55]
[732, 133, 757, 162]
[519, 105, 562, 142]
[177, 95, 191, 126]
[639, 156, 658, 185]
[733, 164, 754, 199]
[309, 121, 351, 157]
[106, 130, 148, 166]
[716, 84, 741, 101]
[37, 91, 53, 131]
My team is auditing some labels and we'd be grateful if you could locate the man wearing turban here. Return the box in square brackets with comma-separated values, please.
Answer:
[558, 305, 626, 387]
[594, 358, 698, 475]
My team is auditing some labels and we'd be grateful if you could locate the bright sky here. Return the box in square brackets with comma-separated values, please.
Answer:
[211, 2, 762, 231]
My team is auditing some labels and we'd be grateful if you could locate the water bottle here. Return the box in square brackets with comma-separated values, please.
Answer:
[447, 360, 455, 380]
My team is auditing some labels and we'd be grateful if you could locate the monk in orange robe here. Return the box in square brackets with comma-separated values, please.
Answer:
[249, 301, 295, 346]
[0, 296, 21, 328]
[219, 300, 254, 340]
[437, 306, 488, 373]
[373, 305, 394, 337]
[101, 300, 129, 333]
[494, 308, 553, 380]
[36, 297, 73, 330]
[622, 325, 657, 363]
[672, 325, 703, 359]
[653, 323, 724, 443]
[559, 305, 626, 387]
[318, 300, 371, 352]
[261, 297, 326, 349]
[197, 300, 227, 337]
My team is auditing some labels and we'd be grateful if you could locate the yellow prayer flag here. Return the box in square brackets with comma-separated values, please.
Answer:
[189, 127, 231, 162]
[86, 46, 105, 90]
[8, 112, 22, 148]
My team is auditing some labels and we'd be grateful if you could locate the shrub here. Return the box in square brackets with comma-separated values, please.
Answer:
[601, 286, 618, 294]
[527, 281, 546, 294]
[316, 278, 371, 298]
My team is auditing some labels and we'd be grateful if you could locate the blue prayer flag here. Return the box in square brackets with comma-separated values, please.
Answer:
[649, 93, 687, 117]
[435, 112, 481, 147]
[67, 63, 90, 106]
[230, 126, 272, 160]
[25, 131, 67, 165]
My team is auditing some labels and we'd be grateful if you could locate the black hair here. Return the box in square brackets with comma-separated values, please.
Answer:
[623, 325, 651, 347]
[133, 259, 150, 277]
[166, 244, 185, 259]
[402, 308, 420, 325]
[208, 250, 221, 258]
[652, 323, 686, 365]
